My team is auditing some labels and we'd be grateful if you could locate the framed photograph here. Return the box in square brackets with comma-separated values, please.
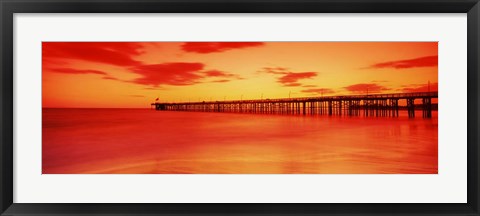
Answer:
[1, 0, 479, 215]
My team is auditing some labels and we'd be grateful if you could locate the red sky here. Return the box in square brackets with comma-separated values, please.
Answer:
[42, 42, 438, 108]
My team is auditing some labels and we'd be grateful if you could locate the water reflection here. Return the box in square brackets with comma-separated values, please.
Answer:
[42, 109, 438, 174]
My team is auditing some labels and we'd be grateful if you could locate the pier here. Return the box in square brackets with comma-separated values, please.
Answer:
[151, 92, 438, 118]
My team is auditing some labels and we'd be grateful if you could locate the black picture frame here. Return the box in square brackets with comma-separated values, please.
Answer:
[1, 0, 479, 215]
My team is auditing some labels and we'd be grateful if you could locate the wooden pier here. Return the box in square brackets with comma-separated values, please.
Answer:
[151, 92, 438, 118]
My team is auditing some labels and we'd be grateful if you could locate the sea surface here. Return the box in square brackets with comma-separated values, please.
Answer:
[42, 108, 438, 174]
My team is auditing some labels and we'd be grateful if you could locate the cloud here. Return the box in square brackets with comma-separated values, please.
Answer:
[130, 62, 205, 86]
[46, 66, 130, 86]
[102, 76, 119, 80]
[344, 83, 391, 93]
[367, 55, 438, 69]
[283, 83, 302, 87]
[46, 60, 242, 87]
[48, 68, 107, 75]
[204, 70, 230, 77]
[43, 42, 144, 66]
[47, 67, 125, 82]
[144, 87, 166, 90]
[42, 42, 248, 87]
[371, 80, 388, 83]
[301, 88, 335, 95]
[402, 82, 438, 93]
[203, 70, 242, 79]
[278, 72, 317, 87]
[212, 79, 231, 83]
[303, 85, 317, 88]
[260, 67, 289, 75]
[130, 63, 244, 87]
[259, 67, 318, 87]
[181, 42, 264, 53]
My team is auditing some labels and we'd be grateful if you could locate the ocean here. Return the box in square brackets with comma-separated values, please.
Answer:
[42, 108, 438, 174]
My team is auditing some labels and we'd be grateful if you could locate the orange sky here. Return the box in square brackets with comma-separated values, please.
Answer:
[42, 42, 438, 108]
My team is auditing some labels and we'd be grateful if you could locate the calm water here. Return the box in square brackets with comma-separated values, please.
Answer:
[42, 108, 438, 174]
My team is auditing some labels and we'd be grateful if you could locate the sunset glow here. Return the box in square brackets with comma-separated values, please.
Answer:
[42, 42, 438, 108]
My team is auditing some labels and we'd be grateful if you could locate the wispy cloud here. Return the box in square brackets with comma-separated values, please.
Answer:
[344, 83, 391, 93]
[259, 67, 318, 87]
[367, 55, 438, 69]
[301, 88, 335, 95]
[43, 42, 144, 67]
[181, 42, 264, 53]
[278, 72, 317, 87]
[401, 82, 438, 93]
[102, 76, 119, 80]
[48, 68, 107, 75]
[212, 79, 231, 83]
[131, 62, 205, 86]
[203, 70, 242, 80]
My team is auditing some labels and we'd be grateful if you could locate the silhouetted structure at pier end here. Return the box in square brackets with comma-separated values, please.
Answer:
[151, 92, 438, 118]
